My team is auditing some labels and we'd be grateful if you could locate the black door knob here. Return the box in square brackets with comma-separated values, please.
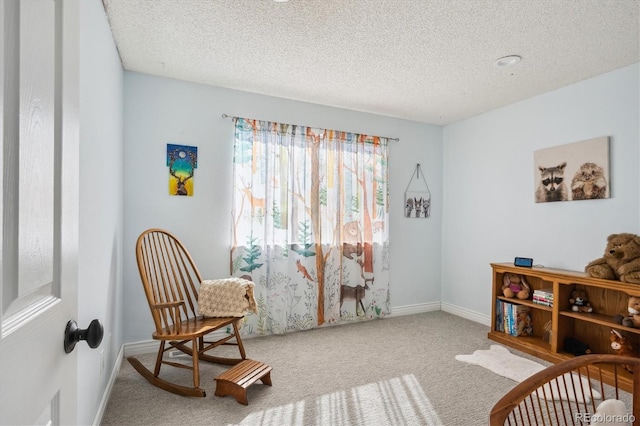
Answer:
[64, 319, 104, 353]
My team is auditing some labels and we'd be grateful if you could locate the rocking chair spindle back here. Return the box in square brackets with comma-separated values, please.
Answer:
[128, 228, 248, 397]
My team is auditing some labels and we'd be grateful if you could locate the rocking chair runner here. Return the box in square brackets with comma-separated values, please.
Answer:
[128, 228, 247, 397]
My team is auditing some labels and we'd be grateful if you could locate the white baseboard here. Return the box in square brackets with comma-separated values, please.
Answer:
[388, 301, 441, 316]
[441, 302, 490, 326]
[92, 345, 124, 426]
[123, 339, 160, 357]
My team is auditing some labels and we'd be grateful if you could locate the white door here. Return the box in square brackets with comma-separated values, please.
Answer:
[0, 1, 79, 425]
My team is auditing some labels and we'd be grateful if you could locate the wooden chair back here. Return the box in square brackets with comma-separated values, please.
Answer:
[490, 354, 640, 425]
[130, 228, 247, 397]
[136, 228, 203, 334]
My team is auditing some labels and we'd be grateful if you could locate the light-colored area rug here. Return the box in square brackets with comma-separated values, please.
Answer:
[455, 344, 601, 403]
[455, 344, 545, 382]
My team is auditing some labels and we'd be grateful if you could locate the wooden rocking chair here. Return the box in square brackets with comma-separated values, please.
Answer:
[128, 228, 247, 397]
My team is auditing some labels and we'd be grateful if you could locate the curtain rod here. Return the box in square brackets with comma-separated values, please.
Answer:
[221, 113, 399, 141]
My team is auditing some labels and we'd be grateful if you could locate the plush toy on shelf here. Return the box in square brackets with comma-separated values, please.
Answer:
[563, 336, 591, 356]
[585, 233, 640, 283]
[609, 329, 637, 372]
[614, 295, 640, 329]
[502, 273, 530, 300]
[569, 289, 593, 313]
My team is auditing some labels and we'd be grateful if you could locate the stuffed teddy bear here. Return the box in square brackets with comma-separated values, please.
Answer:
[569, 289, 593, 312]
[586, 233, 640, 283]
[502, 273, 530, 299]
[609, 329, 637, 372]
[614, 295, 640, 328]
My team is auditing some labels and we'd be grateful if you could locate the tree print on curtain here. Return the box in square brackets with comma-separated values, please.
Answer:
[230, 118, 390, 336]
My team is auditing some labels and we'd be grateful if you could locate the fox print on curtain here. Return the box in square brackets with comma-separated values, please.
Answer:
[230, 118, 390, 335]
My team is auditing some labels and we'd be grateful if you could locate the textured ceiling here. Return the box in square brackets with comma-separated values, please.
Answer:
[102, 0, 639, 125]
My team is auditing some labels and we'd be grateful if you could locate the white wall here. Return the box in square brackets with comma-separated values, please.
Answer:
[441, 64, 640, 321]
[122, 72, 443, 343]
[78, 1, 123, 425]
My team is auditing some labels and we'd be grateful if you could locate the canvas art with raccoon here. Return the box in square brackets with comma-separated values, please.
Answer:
[535, 162, 568, 203]
[533, 136, 610, 204]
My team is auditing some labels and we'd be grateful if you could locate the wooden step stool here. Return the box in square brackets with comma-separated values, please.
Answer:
[214, 359, 272, 405]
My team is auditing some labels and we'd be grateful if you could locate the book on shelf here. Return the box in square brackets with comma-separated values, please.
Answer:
[533, 288, 553, 297]
[500, 301, 533, 337]
[495, 300, 504, 332]
[511, 304, 533, 336]
[532, 297, 553, 307]
[533, 288, 553, 307]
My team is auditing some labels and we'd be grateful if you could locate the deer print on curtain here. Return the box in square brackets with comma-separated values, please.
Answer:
[230, 118, 390, 335]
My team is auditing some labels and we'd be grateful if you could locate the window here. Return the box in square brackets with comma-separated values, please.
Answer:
[231, 118, 390, 334]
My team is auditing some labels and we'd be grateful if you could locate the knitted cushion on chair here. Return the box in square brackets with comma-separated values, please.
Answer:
[198, 278, 258, 317]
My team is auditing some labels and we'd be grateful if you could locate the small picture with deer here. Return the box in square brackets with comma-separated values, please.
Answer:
[167, 144, 198, 196]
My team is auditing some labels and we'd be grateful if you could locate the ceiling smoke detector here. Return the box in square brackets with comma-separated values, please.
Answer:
[494, 55, 522, 67]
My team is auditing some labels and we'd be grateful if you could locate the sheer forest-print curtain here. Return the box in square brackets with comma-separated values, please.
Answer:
[230, 118, 390, 335]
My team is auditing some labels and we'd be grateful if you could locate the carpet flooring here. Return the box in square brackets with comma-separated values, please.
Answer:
[101, 311, 546, 426]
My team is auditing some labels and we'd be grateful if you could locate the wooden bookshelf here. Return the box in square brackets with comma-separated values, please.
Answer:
[489, 262, 640, 392]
